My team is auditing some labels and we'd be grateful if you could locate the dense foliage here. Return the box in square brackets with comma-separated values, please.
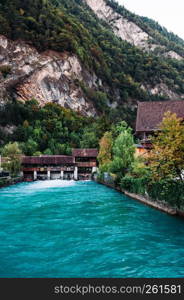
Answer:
[149, 112, 184, 182]
[2, 142, 22, 176]
[98, 114, 184, 210]
[109, 123, 135, 182]
[121, 177, 184, 209]
[0, 100, 110, 156]
[97, 121, 136, 183]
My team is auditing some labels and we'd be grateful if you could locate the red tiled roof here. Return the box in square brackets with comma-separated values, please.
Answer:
[22, 155, 74, 165]
[72, 149, 98, 157]
[136, 100, 184, 132]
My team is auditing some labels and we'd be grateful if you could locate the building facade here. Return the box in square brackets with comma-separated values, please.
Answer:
[136, 100, 184, 150]
[22, 149, 98, 181]
[72, 149, 98, 180]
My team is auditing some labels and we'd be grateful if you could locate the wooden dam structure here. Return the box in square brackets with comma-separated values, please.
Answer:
[22, 148, 98, 181]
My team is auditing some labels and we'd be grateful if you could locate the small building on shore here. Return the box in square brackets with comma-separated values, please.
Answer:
[135, 100, 184, 151]
[72, 148, 98, 180]
[22, 148, 98, 181]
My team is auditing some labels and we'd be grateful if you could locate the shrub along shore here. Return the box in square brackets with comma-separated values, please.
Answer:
[97, 114, 184, 216]
[96, 177, 184, 218]
[0, 176, 23, 188]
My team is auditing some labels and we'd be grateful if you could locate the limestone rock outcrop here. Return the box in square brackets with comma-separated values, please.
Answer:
[85, 0, 183, 60]
[0, 35, 100, 116]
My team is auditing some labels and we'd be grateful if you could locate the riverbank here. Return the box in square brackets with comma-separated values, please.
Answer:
[96, 179, 184, 218]
[0, 176, 23, 188]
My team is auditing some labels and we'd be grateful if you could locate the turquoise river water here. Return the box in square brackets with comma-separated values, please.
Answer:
[0, 180, 184, 278]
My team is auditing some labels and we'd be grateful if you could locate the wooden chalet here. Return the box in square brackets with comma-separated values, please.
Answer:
[136, 100, 184, 149]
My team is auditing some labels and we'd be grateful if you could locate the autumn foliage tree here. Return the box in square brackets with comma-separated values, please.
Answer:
[150, 112, 184, 182]
[98, 131, 113, 168]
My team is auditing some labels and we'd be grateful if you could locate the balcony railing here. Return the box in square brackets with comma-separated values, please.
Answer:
[76, 162, 97, 167]
[23, 167, 75, 172]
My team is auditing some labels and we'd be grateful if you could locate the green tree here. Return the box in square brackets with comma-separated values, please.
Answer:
[110, 123, 135, 180]
[80, 127, 99, 148]
[33, 151, 42, 156]
[150, 112, 184, 181]
[43, 148, 53, 155]
[112, 121, 130, 138]
[130, 157, 150, 178]
[21, 138, 38, 156]
[2, 142, 22, 176]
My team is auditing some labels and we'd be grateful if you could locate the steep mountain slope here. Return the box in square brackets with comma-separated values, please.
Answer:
[85, 0, 184, 59]
[0, 35, 97, 116]
[0, 0, 184, 125]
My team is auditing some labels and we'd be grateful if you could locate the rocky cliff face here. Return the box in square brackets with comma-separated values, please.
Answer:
[0, 34, 183, 117]
[85, 0, 182, 60]
[0, 35, 100, 116]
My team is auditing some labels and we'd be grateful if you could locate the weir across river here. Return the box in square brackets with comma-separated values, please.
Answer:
[22, 148, 98, 181]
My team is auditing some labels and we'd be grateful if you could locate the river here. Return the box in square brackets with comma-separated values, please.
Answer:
[0, 180, 184, 278]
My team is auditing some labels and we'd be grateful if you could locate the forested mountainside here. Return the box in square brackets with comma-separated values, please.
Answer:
[0, 0, 184, 154]
[95, 0, 184, 58]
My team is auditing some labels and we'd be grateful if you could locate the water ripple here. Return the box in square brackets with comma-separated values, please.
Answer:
[0, 180, 184, 277]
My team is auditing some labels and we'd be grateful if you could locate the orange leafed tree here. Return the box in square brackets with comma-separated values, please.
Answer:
[98, 131, 113, 167]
